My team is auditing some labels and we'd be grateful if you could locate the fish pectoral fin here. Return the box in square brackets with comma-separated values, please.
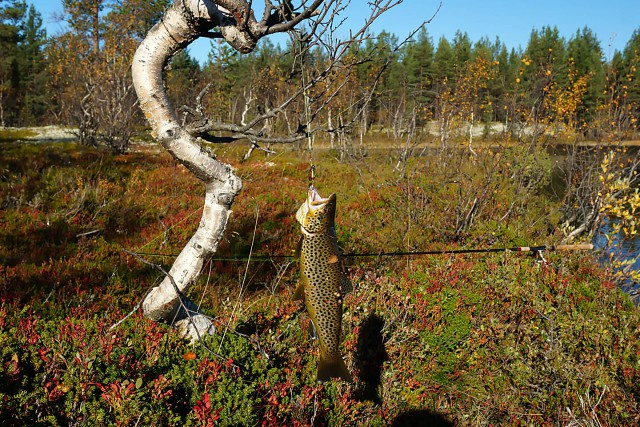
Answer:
[295, 236, 303, 258]
[307, 320, 318, 340]
[317, 356, 352, 383]
[327, 254, 339, 264]
[293, 283, 305, 301]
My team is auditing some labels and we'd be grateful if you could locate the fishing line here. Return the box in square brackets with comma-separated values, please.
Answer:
[310, 163, 316, 189]
[294, 30, 317, 190]
[128, 243, 593, 261]
[135, 205, 203, 251]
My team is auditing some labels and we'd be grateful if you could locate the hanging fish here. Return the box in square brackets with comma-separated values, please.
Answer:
[294, 186, 352, 383]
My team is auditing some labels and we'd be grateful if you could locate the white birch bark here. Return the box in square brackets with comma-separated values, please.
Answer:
[132, 1, 248, 340]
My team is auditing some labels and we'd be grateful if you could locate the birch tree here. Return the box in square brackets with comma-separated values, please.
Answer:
[131, 0, 409, 340]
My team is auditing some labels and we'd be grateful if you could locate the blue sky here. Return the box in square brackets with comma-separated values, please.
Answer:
[33, 0, 640, 62]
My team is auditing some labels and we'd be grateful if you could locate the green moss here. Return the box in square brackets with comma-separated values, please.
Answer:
[0, 128, 37, 141]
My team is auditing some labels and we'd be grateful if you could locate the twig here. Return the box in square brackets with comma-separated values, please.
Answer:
[109, 301, 142, 331]
[76, 229, 101, 238]
[217, 205, 260, 353]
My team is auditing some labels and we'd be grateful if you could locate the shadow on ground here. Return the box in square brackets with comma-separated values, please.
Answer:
[354, 313, 388, 403]
[354, 314, 454, 426]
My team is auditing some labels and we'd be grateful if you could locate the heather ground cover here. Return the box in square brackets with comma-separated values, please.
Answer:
[0, 139, 638, 426]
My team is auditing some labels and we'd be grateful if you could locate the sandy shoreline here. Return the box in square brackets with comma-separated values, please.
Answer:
[3, 125, 639, 147]
[19, 125, 76, 142]
[0, 126, 159, 151]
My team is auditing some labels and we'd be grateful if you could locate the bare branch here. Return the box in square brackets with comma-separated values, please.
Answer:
[256, 0, 325, 36]
[182, 0, 420, 146]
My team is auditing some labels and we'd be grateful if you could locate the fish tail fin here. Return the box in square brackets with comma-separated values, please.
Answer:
[317, 356, 352, 383]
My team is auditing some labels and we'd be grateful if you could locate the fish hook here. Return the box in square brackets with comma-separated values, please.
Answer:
[309, 163, 316, 190]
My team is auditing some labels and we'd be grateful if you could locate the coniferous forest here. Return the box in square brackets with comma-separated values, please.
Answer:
[1, 0, 640, 146]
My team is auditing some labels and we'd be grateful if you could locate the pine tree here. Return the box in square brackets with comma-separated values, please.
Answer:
[403, 27, 435, 110]
[566, 26, 605, 125]
[522, 26, 567, 121]
[452, 30, 472, 67]
[622, 29, 640, 115]
[166, 49, 201, 113]
[17, 4, 47, 124]
[62, 0, 105, 53]
[433, 36, 454, 83]
[472, 36, 494, 62]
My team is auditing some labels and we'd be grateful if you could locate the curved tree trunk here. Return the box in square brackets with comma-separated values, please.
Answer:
[132, 1, 247, 340]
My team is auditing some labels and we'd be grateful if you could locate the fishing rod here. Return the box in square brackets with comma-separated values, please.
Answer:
[129, 243, 593, 261]
[341, 243, 594, 258]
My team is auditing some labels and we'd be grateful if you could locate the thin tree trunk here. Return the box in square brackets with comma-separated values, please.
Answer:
[328, 107, 334, 149]
[468, 111, 476, 157]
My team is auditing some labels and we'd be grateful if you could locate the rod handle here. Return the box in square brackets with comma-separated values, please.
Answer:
[553, 243, 594, 251]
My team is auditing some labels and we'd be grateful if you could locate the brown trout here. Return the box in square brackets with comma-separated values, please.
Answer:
[294, 186, 352, 383]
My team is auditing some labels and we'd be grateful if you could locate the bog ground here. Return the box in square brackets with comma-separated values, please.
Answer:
[1, 139, 638, 426]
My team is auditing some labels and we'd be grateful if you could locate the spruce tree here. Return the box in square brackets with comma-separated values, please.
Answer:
[0, 0, 25, 125]
[0, 0, 46, 126]
[622, 29, 640, 114]
[567, 26, 605, 124]
[433, 36, 455, 83]
[17, 4, 47, 124]
[403, 27, 435, 110]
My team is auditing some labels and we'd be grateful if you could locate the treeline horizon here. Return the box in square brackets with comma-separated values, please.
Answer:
[1, 0, 640, 149]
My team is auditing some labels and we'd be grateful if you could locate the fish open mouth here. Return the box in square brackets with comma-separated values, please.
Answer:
[295, 186, 336, 234]
[308, 186, 332, 210]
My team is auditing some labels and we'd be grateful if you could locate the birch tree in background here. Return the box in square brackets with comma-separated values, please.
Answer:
[131, 0, 412, 340]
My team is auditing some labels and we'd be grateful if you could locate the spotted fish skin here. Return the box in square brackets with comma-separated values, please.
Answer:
[295, 187, 352, 383]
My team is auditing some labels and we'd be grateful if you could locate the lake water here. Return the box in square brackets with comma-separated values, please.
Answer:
[593, 219, 640, 303]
